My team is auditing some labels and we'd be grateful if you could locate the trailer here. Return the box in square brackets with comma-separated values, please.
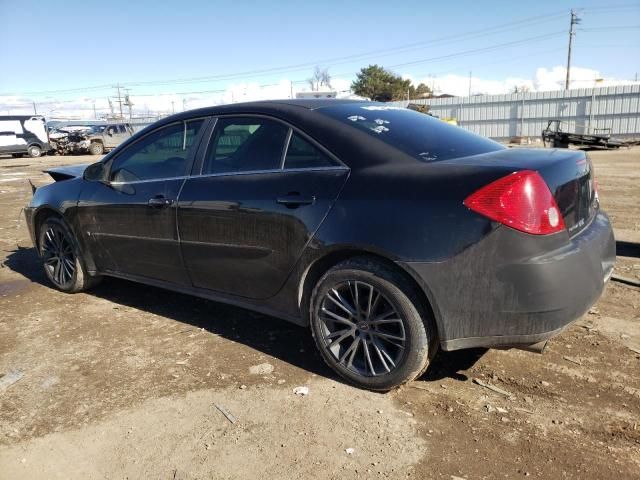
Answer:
[0, 115, 50, 157]
[542, 119, 625, 150]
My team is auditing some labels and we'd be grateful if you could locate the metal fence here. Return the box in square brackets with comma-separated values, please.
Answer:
[391, 84, 640, 140]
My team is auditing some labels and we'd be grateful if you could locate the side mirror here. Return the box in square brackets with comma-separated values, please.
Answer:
[83, 161, 108, 183]
[107, 130, 113, 136]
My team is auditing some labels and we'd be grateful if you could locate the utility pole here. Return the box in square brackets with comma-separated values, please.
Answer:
[565, 9, 581, 90]
[123, 88, 133, 120]
[113, 84, 124, 121]
[182, 98, 186, 112]
[32, 101, 37, 114]
[93, 102, 97, 120]
[171, 100, 175, 114]
[468, 71, 472, 97]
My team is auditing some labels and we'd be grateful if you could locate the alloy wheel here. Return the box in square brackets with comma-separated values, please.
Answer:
[42, 225, 76, 288]
[318, 280, 407, 377]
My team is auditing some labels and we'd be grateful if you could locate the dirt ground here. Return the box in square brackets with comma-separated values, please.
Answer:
[0, 148, 638, 480]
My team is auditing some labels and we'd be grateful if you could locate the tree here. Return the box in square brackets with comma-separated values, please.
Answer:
[308, 66, 332, 91]
[351, 65, 431, 101]
[414, 83, 431, 99]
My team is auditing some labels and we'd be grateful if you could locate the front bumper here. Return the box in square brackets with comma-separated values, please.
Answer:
[24, 207, 37, 249]
[403, 211, 616, 351]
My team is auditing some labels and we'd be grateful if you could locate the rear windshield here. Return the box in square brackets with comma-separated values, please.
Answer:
[318, 104, 503, 162]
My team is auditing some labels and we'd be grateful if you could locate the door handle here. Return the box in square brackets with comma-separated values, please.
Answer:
[148, 196, 174, 208]
[276, 193, 315, 208]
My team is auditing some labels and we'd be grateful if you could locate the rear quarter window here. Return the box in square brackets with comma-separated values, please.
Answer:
[318, 104, 503, 162]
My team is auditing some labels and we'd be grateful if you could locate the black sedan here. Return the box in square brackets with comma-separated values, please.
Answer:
[24, 99, 615, 391]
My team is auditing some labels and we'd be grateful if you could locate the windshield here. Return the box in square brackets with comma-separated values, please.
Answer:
[318, 103, 503, 162]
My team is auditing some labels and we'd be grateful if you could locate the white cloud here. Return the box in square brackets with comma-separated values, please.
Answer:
[533, 66, 636, 91]
[406, 73, 533, 97]
[410, 66, 638, 97]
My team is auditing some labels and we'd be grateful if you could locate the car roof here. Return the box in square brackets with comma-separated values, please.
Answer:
[166, 98, 366, 120]
[238, 99, 364, 110]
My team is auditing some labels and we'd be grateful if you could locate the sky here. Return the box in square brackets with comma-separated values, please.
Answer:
[0, 0, 638, 119]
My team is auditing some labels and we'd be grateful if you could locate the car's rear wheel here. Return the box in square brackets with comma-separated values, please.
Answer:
[310, 258, 435, 391]
[27, 145, 42, 158]
[89, 142, 104, 155]
[38, 216, 101, 293]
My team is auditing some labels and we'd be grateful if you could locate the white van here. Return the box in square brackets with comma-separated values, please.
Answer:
[0, 115, 50, 157]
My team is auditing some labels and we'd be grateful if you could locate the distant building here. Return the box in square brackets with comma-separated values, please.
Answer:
[296, 91, 370, 101]
[296, 91, 337, 99]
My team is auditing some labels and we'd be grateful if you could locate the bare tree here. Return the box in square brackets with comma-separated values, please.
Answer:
[308, 66, 332, 91]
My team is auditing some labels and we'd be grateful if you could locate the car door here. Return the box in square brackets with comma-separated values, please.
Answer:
[77, 118, 208, 285]
[105, 125, 126, 149]
[178, 116, 349, 299]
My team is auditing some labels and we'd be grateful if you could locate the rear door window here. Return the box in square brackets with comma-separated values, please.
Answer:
[203, 117, 289, 174]
[284, 133, 337, 169]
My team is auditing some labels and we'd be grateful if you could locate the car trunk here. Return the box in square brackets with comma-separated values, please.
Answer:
[443, 148, 598, 237]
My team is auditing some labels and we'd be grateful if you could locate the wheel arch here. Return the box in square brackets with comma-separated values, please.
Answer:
[32, 206, 97, 273]
[33, 206, 64, 251]
[297, 247, 443, 343]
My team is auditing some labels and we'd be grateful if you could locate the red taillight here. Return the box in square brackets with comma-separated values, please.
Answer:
[463, 170, 565, 235]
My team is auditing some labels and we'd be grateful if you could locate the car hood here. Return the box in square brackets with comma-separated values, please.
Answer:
[44, 164, 90, 182]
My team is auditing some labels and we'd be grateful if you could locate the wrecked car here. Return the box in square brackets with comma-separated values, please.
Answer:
[51, 124, 134, 156]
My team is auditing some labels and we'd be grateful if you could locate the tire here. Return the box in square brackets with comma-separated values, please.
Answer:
[27, 145, 42, 158]
[38, 216, 102, 293]
[89, 142, 104, 155]
[309, 258, 436, 391]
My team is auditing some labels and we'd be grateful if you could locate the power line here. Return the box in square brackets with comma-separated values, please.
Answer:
[577, 3, 640, 11]
[123, 12, 568, 88]
[1, 46, 570, 111]
[377, 31, 565, 71]
[0, 11, 570, 96]
[579, 25, 640, 31]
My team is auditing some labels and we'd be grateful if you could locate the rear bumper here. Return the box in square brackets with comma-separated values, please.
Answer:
[402, 211, 615, 351]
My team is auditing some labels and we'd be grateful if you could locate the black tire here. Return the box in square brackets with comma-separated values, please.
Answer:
[89, 142, 104, 155]
[309, 258, 436, 391]
[27, 145, 42, 158]
[38, 216, 102, 293]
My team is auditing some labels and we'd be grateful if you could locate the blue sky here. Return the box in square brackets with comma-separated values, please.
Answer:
[0, 0, 638, 116]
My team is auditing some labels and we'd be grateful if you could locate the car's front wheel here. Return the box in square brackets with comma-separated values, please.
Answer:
[38, 216, 101, 293]
[310, 258, 436, 391]
[89, 142, 104, 155]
